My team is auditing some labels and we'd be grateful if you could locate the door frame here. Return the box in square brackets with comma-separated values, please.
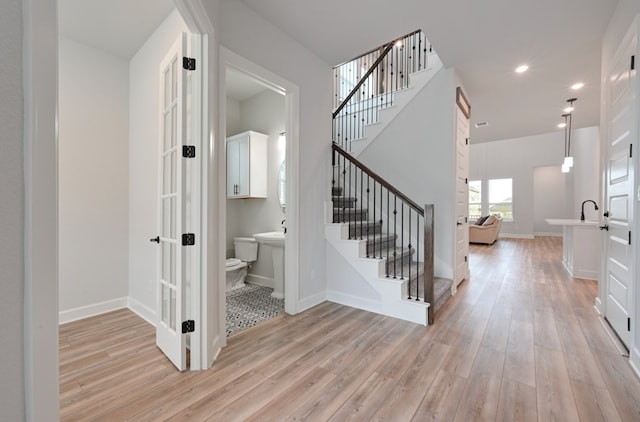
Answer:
[23, 0, 216, 416]
[598, 15, 639, 368]
[218, 47, 301, 330]
[172, 0, 216, 370]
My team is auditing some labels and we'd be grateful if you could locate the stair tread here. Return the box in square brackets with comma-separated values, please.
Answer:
[373, 246, 414, 260]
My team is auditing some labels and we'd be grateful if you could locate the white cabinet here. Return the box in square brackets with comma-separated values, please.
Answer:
[226, 130, 268, 199]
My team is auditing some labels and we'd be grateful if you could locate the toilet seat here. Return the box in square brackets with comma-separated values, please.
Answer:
[226, 258, 241, 267]
[225, 258, 247, 272]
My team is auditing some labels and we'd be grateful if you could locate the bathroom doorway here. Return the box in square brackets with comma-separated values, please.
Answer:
[220, 50, 300, 337]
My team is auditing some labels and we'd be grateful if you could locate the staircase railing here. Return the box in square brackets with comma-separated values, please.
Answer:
[332, 143, 435, 323]
[332, 30, 432, 152]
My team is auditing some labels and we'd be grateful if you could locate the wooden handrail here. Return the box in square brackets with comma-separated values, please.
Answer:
[332, 143, 423, 215]
[332, 42, 394, 119]
[332, 29, 422, 69]
[332, 29, 424, 119]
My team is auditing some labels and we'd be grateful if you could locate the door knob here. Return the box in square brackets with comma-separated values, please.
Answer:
[456, 222, 463, 226]
[599, 225, 609, 231]
[150, 236, 160, 243]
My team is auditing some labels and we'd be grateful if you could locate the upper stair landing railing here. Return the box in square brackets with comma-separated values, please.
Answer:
[332, 30, 433, 151]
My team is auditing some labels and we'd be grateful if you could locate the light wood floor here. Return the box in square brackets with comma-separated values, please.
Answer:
[60, 237, 640, 421]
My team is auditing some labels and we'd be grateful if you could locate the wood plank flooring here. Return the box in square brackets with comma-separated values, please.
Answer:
[59, 237, 640, 421]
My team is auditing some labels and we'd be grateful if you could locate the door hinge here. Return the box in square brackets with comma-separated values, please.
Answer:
[183, 57, 196, 71]
[630, 144, 633, 158]
[465, 178, 468, 184]
[628, 231, 632, 245]
[183, 145, 196, 158]
[632, 55, 635, 71]
[182, 233, 195, 246]
[465, 138, 469, 145]
[465, 217, 468, 223]
[628, 317, 631, 331]
[182, 320, 195, 334]
[464, 255, 468, 263]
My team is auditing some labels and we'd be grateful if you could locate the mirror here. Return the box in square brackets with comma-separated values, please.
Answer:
[277, 160, 286, 212]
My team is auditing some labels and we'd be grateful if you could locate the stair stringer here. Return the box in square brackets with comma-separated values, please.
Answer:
[325, 217, 429, 326]
[350, 53, 443, 157]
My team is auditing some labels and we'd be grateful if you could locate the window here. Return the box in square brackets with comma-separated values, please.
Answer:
[469, 178, 514, 222]
[488, 178, 513, 222]
[468, 180, 482, 222]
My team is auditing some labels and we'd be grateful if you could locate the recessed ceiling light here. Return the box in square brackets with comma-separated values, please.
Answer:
[515, 65, 529, 73]
[475, 122, 489, 128]
[571, 82, 584, 90]
[558, 122, 567, 128]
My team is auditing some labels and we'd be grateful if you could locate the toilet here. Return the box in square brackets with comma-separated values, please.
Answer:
[226, 237, 258, 291]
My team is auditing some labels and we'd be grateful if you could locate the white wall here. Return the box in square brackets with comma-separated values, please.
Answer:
[129, 10, 188, 317]
[58, 37, 130, 318]
[470, 126, 600, 237]
[358, 68, 457, 279]
[533, 166, 565, 235]
[0, 0, 24, 418]
[219, 0, 332, 302]
[226, 97, 241, 136]
[226, 90, 286, 285]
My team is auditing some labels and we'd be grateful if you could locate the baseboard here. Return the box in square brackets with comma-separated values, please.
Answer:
[297, 291, 327, 313]
[534, 232, 563, 237]
[127, 297, 156, 326]
[246, 274, 274, 289]
[572, 268, 599, 280]
[326, 290, 382, 314]
[499, 233, 535, 239]
[594, 297, 604, 315]
[59, 297, 128, 325]
[629, 347, 640, 380]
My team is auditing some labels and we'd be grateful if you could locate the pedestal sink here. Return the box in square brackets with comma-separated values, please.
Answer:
[253, 231, 285, 299]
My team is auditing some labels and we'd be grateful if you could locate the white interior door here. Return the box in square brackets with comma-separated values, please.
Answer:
[603, 29, 637, 348]
[156, 33, 188, 370]
[455, 98, 470, 287]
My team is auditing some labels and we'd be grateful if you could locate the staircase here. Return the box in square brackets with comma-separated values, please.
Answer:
[326, 30, 453, 325]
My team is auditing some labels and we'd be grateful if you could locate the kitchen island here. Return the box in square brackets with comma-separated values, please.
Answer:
[545, 219, 600, 280]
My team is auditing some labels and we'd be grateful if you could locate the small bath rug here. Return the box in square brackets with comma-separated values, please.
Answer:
[226, 283, 284, 337]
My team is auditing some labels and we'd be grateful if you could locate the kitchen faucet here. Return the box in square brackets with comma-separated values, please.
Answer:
[580, 200, 598, 221]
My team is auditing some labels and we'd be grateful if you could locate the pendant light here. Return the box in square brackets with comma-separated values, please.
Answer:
[561, 98, 576, 173]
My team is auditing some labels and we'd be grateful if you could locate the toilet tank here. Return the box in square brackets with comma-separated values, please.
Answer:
[234, 237, 258, 262]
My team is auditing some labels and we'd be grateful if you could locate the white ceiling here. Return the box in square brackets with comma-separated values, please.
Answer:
[238, 0, 619, 142]
[60, 0, 620, 143]
[59, 0, 175, 60]
[226, 67, 271, 102]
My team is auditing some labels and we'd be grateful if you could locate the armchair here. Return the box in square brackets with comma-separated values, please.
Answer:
[469, 214, 503, 245]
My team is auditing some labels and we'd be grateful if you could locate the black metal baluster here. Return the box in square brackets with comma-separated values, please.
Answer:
[393, 195, 398, 278]
[386, 189, 390, 277]
[359, 166, 364, 240]
[372, 178, 376, 258]
[366, 174, 370, 257]
[417, 212, 421, 300]
[401, 203, 404, 280]
[379, 182, 383, 259]
[408, 208, 412, 299]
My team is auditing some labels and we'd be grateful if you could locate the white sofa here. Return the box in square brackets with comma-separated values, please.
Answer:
[469, 214, 503, 245]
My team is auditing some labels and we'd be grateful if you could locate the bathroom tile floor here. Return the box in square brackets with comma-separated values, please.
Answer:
[226, 283, 285, 337]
